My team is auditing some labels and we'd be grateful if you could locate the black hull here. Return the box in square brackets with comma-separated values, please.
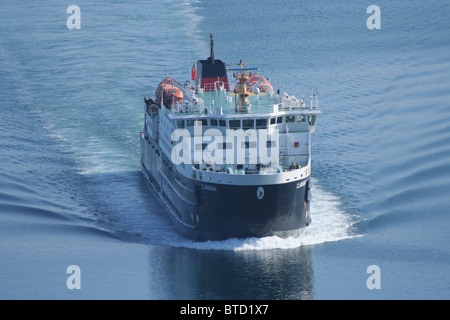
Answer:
[195, 180, 311, 241]
[140, 135, 311, 241]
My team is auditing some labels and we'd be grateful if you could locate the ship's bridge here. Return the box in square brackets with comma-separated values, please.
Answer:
[165, 88, 320, 135]
[155, 89, 320, 177]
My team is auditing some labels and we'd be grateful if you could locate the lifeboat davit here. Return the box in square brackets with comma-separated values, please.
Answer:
[248, 73, 274, 94]
[155, 75, 184, 108]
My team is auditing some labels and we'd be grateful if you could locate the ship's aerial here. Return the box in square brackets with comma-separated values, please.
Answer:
[141, 33, 320, 241]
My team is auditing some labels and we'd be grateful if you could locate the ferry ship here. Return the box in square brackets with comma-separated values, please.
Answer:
[140, 33, 320, 241]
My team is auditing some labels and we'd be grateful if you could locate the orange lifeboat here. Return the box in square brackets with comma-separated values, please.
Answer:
[248, 73, 274, 94]
[155, 75, 184, 108]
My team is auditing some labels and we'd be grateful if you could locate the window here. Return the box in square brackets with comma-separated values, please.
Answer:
[210, 119, 218, 126]
[176, 120, 185, 128]
[242, 119, 254, 130]
[270, 118, 276, 125]
[219, 119, 227, 127]
[195, 143, 208, 151]
[285, 115, 295, 123]
[217, 142, 233, 150]
[296, 115, 305, 122]
[186, 120, 195, 126]
[193, 120, 206, 126]
[277, 116, 283, 124]
[256, 119, 267, 129]
[242, 141, 257, 148]
[229, 120, 241, 129]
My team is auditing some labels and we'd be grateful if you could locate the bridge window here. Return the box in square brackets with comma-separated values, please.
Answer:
[229, 120, 241, 129]
[176, 120, 185, 128]
[243, 119, 254, 130]
[285, 115, 295, 123]
[256, 119, 267, 129]
[296, 115, 305, 122]
[195, 143, 208, 151]
[217, 142, 233, 150]
[242, 141, 257, 148]
[196, 119, 207, 126]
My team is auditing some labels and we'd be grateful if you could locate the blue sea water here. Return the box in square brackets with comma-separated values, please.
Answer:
[0, 0, 449, 300]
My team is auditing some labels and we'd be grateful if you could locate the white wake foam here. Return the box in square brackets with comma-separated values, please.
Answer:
[167, 179, 362, 251]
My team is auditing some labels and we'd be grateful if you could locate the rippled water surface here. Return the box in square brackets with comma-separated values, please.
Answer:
[0, 0, 449, 299]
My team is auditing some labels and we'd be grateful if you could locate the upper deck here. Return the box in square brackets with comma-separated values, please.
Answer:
[166, 85, 320, 118]
[156, 84, 320, 137]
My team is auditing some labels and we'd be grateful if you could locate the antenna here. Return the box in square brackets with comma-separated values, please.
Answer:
[188, 36, 191, 86]
[209, 32, 215, 64]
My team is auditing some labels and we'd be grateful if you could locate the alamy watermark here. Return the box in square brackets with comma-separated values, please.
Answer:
[366, 265, 381, 290]
[367, 5, 381, 30]
[66, 5, 81, 29]
[170, 124, 280, 166]
[65, 5, 380, 31]
[66, 265, 81, 290]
